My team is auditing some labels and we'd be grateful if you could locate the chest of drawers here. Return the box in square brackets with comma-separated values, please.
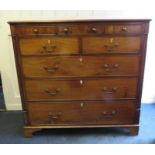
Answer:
[9, 19, 150, 137]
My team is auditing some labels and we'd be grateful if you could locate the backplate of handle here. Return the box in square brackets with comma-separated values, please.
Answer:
[45, 88, 60, 96]
[102, 87, 117, 93]
[43, 65, 59, 73]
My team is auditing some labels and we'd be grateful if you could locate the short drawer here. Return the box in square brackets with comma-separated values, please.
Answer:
[58, 24, 105, 35]
[22, 55, 140, 78]
[25, 78, 137, 101]
[105, 24, 144, 34]
[19, 37, 79, 55]
[82, 36, 141, 54]
[113, 24, 144, 34]
[27, 101, 137, 125]
[15, 25, 57, 35]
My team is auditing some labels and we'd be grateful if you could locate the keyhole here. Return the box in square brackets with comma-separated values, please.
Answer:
[48, 40, 51, 44]
[80, 80, 83, 85]
[109, 38, 113, 43]
[80, 102, 84, 108]
[79, 57, 83, 62]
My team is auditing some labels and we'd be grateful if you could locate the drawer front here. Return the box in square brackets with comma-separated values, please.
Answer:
[25, 78, 137, 101]
[83, 37, 141, 53]
[58, 24, 105, 35]
[15, 25, 57, 35]
[22, 55, 139, 78]
[113, 24, 143, 34]
[19, 37, 79, 55]
[27, 101, 136, 125]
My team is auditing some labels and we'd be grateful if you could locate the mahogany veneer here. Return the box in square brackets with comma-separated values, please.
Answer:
[9, 19, 150, 137]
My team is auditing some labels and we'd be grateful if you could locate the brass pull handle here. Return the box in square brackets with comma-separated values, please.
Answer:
[121, 26, 127, 31]
[33, 28, 39, 34]
[42, 45, 47, 49]
[102, 87, 117, 93]
[103, 64, 119, 72]
[103, 44, 119, 48]
[51, 44, 57, 49]
[102, 110, 116, 118]
[48, 112, 62, 123]
[45, 88, 60, 96]
[91, 27, 97, 33]
[43, 65, 59, 73]
[41, 44, 57, 53]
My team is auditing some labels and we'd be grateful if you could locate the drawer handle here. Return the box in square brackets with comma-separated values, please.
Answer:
[103, 44, 119, 49]
[42, 45, 47, 49]
[45, 88, 60, 96]
[48, 112, 62, 123]
[90, 27, 97, 33]
[33, 28, 39, 34]
[103, 64, 119, 72]
[51, 44, 57, 49]
[63, 28, 71, 34]
[102, 110, 116, 118]
[102, 87, 117, 93]
[43, 65, 59, 73]
[121, 26, 127, 31]
[41, 44, 57, 53]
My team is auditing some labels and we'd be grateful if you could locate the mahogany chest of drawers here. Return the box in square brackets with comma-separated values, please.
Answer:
[9, 19, 150, 137]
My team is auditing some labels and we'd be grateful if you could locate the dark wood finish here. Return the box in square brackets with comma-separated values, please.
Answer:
[25, 78, 137, 101]
[27, 101, 136, 125]
[58, 24, 105, 35]
[9, 19, 150, 137]
[19, 37, 79, 55]
[14, 25, 57, 35]
[83, 36, 141, 54]
[22, 55, 140, 78]
[24, 127, 42, 138]
[126, 126, 139, 135]
[113, 24, 143, 34]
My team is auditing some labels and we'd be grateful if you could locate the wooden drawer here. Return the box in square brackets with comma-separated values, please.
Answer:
[58, 24, 105, 35]
[113, 24, 144, 34]
[22, 55, 139, 78]
[83, 37, 141, 54]
[19, 37, 79, 55]
[15, 25, 57, 35]
[25, 78, 137, 101]
[27, 101, 136, 125]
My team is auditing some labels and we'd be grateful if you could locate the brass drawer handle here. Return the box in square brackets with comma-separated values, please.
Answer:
[43, 65, 59, 73]
[102, 110, 116, 118]
[103, 64, 119, 72]
[45, 88, 60, 96]
[121, 26, 127, 31]
[42, 45, 47, 49]
[51, 44, 57, 49]
[33, 28, 39, 34]
[48, 112, 62, 123]
[102, 87, 117, 93]
[41, 44, 57, 53]
[103, 44, 119, 49]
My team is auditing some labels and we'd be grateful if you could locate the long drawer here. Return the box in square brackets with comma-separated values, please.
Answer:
[83, 36, 141, 53]
[27, 101, 137, 125]
[25, 78, 137, 101]
[22, 55, 139, 78]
